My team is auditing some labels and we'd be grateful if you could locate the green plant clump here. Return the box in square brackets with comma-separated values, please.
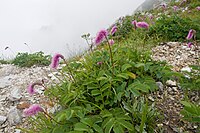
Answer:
[148, 14, 200, 42]
[12, 51, 51, 67]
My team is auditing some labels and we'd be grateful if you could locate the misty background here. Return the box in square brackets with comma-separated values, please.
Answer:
[0, 0, 146, 58]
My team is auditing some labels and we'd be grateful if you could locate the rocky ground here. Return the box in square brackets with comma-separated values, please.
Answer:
[0, 64, 63, 133]
[0, 42, 199, 133]
[152, 42, 200, 133]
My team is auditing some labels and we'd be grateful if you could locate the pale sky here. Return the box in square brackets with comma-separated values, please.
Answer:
[0, 0, 144, 58]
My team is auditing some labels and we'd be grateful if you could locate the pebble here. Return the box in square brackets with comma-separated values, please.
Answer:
[0, 115, 7, 125]
[8, 107, 22, 126]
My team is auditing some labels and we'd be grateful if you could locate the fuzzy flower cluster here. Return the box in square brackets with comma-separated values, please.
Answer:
[132, 20, 137, 30]
[94, 29, 108, 45]
[187, 42, 193, 48]
[110, 25, 117, 35]
[109, 39, 115, 46]
[50, 53, 64, 69]
[27, 82, 43, 95]
[197, 6, 200, 11]
[23, 104, 43, 117]
[186, 29, 195, 40]
[173, 6, 178, 12]
[136, 21, 149, 29]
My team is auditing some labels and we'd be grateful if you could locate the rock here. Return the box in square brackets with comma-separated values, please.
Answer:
[8, 107, 22, 126]
[181, 66, 192, 73]
[0, 77, 11, 89]
[15, 129, 21, 133]
[148, 96, 155, 102]
[0, 115, 7, 125]
[9, 88, 22, 101]
[156, 82, 164, 91]
[166, 80, 176, 87]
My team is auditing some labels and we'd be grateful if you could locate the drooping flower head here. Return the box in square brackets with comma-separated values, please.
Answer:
[97, 61, 103, 65]
[187, 42, 193, 48]
[110, 25, 117, 35]
[109, 39, 115, 46]
[186, 29, 195, 40]
[161, 3, 167, 10]
[50, 53, 64, 69]
[136, 21, 149, 29]
[149, 15, 154, 20]
[132, 20, 137, 30]
[179, 0, 187, 6]
[23, 104, 43, 117]
[196, 6, 200, 11]
[27, 82, 43, 95]
[173, 6, 178, 12]
[94, 29, 108, 45]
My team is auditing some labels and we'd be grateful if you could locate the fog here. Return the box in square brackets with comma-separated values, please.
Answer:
[0, 0, 144, 58]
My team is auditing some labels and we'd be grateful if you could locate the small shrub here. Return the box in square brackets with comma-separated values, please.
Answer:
[180, 65, 200, 91]
[12, 51, 51, 67]
[180, 101, 200, 123]
[0, 59, 10, 64]
[148, 15, 200, 42]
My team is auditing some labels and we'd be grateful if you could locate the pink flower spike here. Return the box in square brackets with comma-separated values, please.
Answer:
[27, 82, 43, 95]
[187, 42, 193, 48]
[186, 29, 194, 40]
[132, 20, 137, 30]
[27, 84, 36, 95]
[110, 25, 117, 35]
[50, 53, 64, 69]
[197, 6, 200, 11]
[109, 39, 115, 46]
[95, 29, 108, 45]
[136, 21, 149, 29]
[23, 104, 43, 117]
[173, 6, 178, 11]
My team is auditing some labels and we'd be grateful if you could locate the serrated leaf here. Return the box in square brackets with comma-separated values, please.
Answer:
[74, 123, 89, 131]
[126, 72, 136, 79]
[66, 109, 74, 120]
[105, 118, 115, 133]
[180, 101, 191, 107]
[122, 64, 132, 72]
[93, 124, 103, 133]
[116, 73, 129, 79]
[135, 63, 145, 68]
[113, 124, 124, 133]
[91, 90, 101, 96]
[80, 118, 93, 127]
[117, 120, 134, 131]
[97, 77, 107, 81]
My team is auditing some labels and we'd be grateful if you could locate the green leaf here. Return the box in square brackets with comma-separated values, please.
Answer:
[135, 63, 145, 68]
[113, 124, 124, 133]
[93, 124, 103, 133]
[80, 118, 93, 127]
[126, 72, 136, 79]
[122, 64, 132, 72]
[66, 109, 74, 120]
[180, 101, 191, 107]
[105, 118, 115, 133]
[116, 73, 129, 80]
[97, 77, 107, 81]
[117, 120, 134, 131]
[74, 123, 89, 131]
[91, 90, 101, 96]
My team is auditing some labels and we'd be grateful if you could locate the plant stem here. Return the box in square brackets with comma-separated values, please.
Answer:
[105, 36, 114, 74]
[63, 59, 76, 83]
[43, 111, 65, 125]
